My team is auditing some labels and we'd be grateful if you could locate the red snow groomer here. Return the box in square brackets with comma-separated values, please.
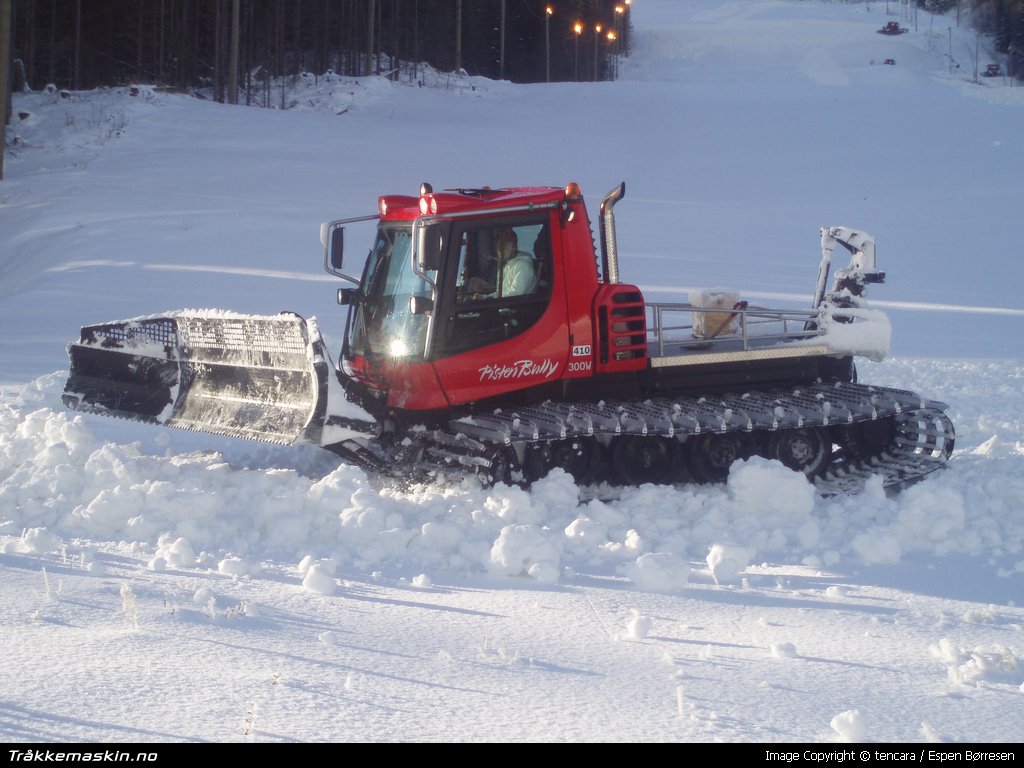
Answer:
[64, 182, 954, 494]
[878, 21, 908, 34]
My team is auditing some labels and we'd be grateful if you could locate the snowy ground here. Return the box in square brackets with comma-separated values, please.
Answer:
[1, 0, 1022, 745]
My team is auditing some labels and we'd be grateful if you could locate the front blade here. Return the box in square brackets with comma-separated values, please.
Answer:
[63, 312, 327, 446]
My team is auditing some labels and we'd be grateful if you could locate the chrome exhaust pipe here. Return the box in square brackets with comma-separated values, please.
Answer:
[599, 182, 626, 284]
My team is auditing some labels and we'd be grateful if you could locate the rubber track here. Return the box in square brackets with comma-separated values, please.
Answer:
[421, 381, 956, 494]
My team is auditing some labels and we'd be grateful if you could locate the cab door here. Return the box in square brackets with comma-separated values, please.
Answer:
[430, 214, 568, 406]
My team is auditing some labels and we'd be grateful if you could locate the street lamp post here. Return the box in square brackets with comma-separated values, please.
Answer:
[614, 4, 624, 61]
[545, 5, 553, 83]
[606, 29, 617, 80]
[574, 22, 583, 81]
[623, 0, 632, 57]
[593, 23, 602, 81]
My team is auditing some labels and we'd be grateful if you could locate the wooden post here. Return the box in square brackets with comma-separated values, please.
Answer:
[228, 0, 240, 104]
[0, 0, 11, 181]
[366, 0, 375, 77]
[455, 0, 462, 74]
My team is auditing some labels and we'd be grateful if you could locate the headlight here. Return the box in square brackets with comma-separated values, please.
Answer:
[387, 338, 410, 357]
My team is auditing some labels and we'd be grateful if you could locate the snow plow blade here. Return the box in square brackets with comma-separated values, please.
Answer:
[63, 311, 340, 446]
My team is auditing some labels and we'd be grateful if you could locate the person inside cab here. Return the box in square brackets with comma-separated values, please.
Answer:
[466, 228, 537, 299]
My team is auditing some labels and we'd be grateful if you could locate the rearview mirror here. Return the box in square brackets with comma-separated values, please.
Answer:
[321, 214, 379, 284]
[328, 225, 344, 271]
[415, 223, 442, 273]
[337, 287, 360, 306]
[321, 220, 348, 275]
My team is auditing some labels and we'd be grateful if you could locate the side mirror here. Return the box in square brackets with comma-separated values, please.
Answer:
[329, 226, 344, 271]
[337, 287, 360, 306]
[321, 221, 345, 274]
[415, 223, 442, 273]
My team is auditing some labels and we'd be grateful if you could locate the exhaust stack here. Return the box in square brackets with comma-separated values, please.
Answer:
[599, 182, 626, 284]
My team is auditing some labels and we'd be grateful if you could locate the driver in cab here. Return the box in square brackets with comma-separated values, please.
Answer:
[465, 228, 537, 299]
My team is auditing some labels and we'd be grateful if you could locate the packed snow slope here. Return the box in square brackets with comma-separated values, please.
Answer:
[1, 0, 1022, 745]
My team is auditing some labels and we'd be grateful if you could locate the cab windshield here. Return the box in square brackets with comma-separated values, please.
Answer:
[348, 223, 434, 360]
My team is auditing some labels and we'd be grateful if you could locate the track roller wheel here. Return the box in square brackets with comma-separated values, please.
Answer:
[836, 417, 896, 460]
[525, 437, 599, 485]
[766, 427, 830, 478]
[611, 436, 681, 486]
[477, 444, 519, 487]
[687, 432, 755, 484]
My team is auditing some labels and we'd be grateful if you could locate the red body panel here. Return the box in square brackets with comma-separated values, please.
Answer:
[593, 283, 649, 373]
[382, 358, 451, 411]
[558, 198, 603, 380]
[431, 305, 570, 406]
[354, 184, 635, 413]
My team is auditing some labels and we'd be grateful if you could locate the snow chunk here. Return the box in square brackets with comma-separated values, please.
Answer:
[728, 457, 815, 519]
[302, 562, 337, 595]
[770, 642, 799, 659]
[706, 543, 753, 585]
[16, 527, 63, 554]
[218, 556, 258, 577]
[831, 709, 867, 742]
[931, 638, 1023, 687]
[488, 524, 561, 582]
[626, 611, 653, 640]
[625, 552, 690, 593]
[150, 540, 196, 573]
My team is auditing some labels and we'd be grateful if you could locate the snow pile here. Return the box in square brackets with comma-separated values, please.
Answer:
[3, 359, 1024, 588]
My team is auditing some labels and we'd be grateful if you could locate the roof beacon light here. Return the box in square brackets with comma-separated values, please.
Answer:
[418, 183, 437, 215]
[419, 195, 437, 215]
[417, 183, 435, 215]
[565, 182, 582, 200]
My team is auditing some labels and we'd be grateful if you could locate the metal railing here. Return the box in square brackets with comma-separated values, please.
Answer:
[647, 302, 826, 356]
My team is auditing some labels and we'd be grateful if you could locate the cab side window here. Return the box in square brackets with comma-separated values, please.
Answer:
[439, 218, 552, 357]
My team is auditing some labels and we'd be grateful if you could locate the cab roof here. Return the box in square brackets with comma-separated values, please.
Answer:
[377, 184, 583, 221]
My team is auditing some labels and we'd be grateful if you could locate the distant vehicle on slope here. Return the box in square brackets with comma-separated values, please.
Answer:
[877, 21, 908, 35]
[983, 63, 1001, 77]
